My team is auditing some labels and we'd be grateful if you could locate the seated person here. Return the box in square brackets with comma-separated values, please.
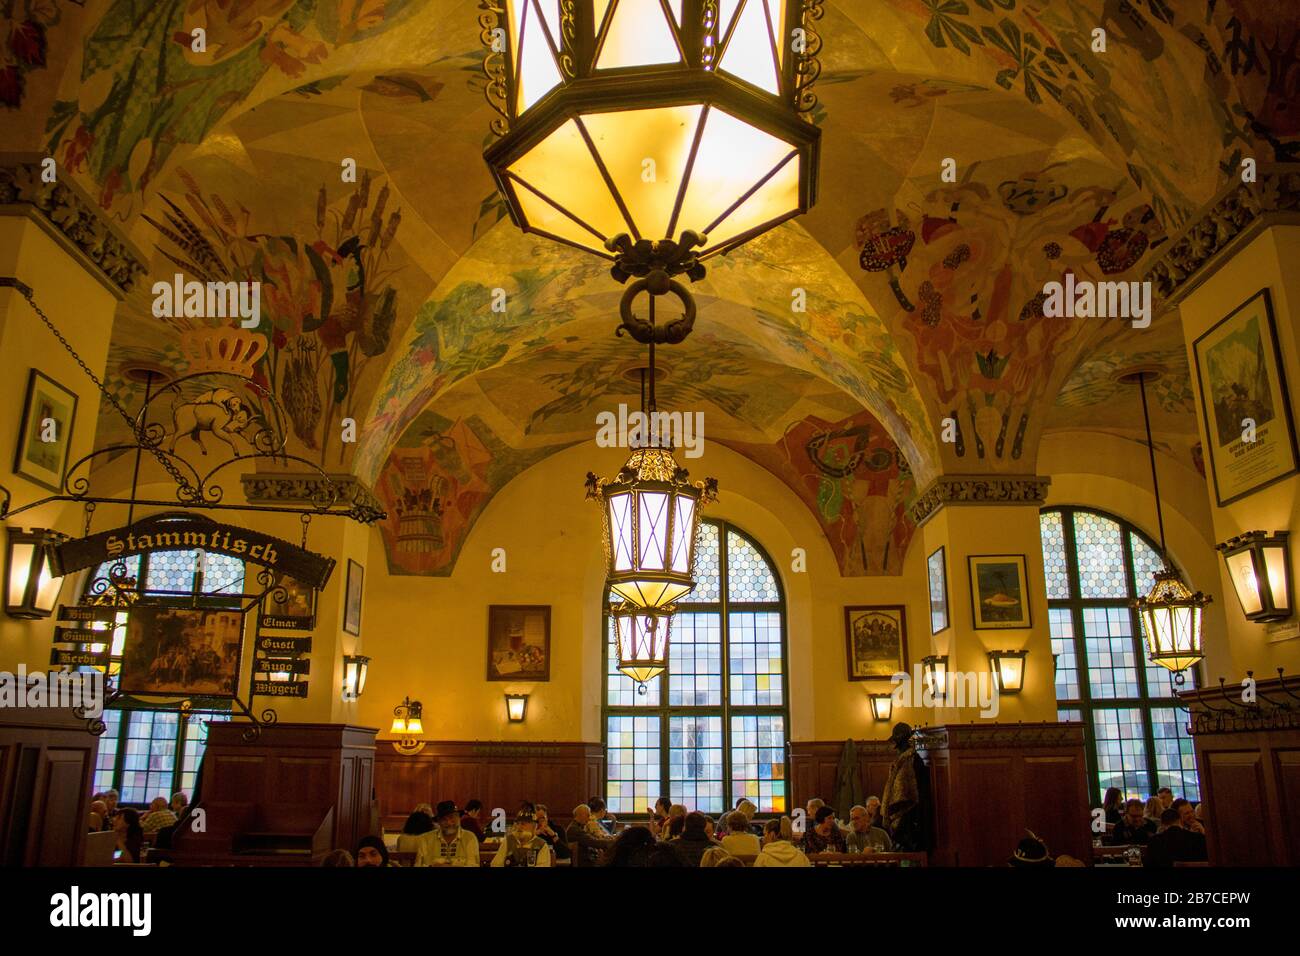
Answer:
[491, 810, 552, 867]
[170, 792, 188, 816]
[1111, 799, 1157, 845]
[863, 796, 885, 830]
[719, 811, 761, 856]
[533, 804, 569, 860]
[845, 804, 893, 852]
[1146, 808, 1208, 867]
[565, 804, 614, 866]
[415, 801, 481, 867]
[754, 817, 810, 867]
[395, 809, 434, 853]
[672, 812, 717, 867]
[115, 809, 144, 863]
[320, 849, 354, 867]
[459, 800, 486, 841]
[588, 797, 618, 833]
[803, 805, 848, 854]
[356, 835, 397, 867]
[87, 800, 108, 833]
[140, 796, 178, 834]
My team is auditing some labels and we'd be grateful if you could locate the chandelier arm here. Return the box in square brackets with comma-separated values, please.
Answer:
[1138, 373, 1168, 561]
[1275, 667, 1300, 704]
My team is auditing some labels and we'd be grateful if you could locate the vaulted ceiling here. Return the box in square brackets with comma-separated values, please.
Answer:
[7, 0, 1296, 574]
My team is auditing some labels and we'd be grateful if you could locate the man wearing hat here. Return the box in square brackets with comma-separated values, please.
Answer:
[415, 800, 481, 867]
[1009, 832, 1054, 867]
[880, 722, 932, 852]
[490, 809, 553, 867]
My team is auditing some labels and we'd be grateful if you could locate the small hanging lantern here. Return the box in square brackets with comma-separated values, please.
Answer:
[3, 527, 67, 619]
[611, 602, 673, 693]
[987, 649, 1028, 694]
[1135, 569, 1211, 673]
[1217, 531, 1292, 623]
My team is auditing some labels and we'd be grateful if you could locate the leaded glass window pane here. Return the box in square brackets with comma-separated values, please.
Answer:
[93, 709, 122, 794]
[1049, 608, 1080, 700]
[1073, 511, 1128, 598]
[727, 530, 778, 602]
[730, 714, 786, 812]
[1151, 707, 1199, 801]
[669, 715, 723, 813]
[1130, 532, 1164, 596]
[668, 613, 722, 706]
[606, 715, 660, 815]
[1084, 607, 1141, 699]
[679, 520, 720, 603]
[121, 711, 179, 804]
[180, 713, 228, 798]
[1093, 707, 1150, 802]
[1039, 511, 1071, 599]
[728, 611, 783, 706]
[145, 550, 201, 595]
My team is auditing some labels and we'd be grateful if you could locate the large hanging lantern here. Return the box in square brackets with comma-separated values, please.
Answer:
[587, 445, 717, 609]
[479, 0, 823, 337]
[1135, 569, 1211, 673]
[612, 602, 673, 691]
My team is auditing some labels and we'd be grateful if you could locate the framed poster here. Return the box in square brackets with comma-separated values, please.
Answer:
[1193, 288, 1299, 505]
[844, 605, 907, 681]
[260, 571, 316, 630]
[13, 369, 78, 493]
[118, 606, 243, 697]
[343, 560, 364, 635]
[968, 555, 1031, 629]
[927, 546, 950, 634]
[487, 605, 551, 681]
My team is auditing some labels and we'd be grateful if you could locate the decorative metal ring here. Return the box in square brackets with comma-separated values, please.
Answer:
[617, 275, 697, 345]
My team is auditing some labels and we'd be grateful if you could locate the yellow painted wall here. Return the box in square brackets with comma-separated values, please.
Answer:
[1177, 225, 1300, 675]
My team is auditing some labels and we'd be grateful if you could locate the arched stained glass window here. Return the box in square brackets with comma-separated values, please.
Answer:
[603, 519, 788, 815]
[1040, 507, 1201, 804]
[81, 548, 244, 804]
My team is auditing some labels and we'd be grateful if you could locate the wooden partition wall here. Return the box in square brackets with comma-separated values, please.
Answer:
[1180, 679, 1300, 866]
[791, 722, 1090, 867]
[0, 708, 98, 867]
[372, 740, 605, 826]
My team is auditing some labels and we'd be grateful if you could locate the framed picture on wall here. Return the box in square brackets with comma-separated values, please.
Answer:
[844, 605, 907, 681]
[118, 606, 244, 698]
[487, 605, 551, 681]
[1192, 288, 1299, 505]
[13, 369, 78, 493]
[968, 554, 1031, 629]
[927, 546, 949, 634]
[343, 560, 364, 635]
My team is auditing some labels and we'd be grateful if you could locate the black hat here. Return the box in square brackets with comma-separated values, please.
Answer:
[1009, 831, 1053, 867]
[515, 809, 537, 824]
[889, 722, 914, 745]
[434, 800, 460, 821]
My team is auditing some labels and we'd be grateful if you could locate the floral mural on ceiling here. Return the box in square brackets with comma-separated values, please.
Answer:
[719, 409, 917, 576]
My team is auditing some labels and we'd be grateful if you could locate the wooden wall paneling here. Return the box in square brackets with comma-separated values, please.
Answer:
[1202, 749, 1272, 866]
[1275, 749, 1300, 867]
[0, 709, 97, 867]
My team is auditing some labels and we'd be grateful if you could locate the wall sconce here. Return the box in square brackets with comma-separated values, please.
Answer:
[921, 655, 948, 699]
[505, 693, 529, 723]
[4, 527, 67, 619]
[389, 696, 425, 755]
[868, 693, 892, 722]
[988, 649, 1028, 694]
[342, 655, 370, 701]
[1218, 531, 1292, 622]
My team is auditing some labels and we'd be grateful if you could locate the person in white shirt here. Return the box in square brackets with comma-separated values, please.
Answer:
[754, 816, 811, 867]
[719, 811, 761, 857]
[491, 810, 553, 867]
[415, 800, 480, 867]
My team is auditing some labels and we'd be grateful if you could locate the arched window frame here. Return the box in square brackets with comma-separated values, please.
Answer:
[601, 518, 791, 817]
[1040, 506, 1201, 804]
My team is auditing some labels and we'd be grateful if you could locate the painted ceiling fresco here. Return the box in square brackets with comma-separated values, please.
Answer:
[7, 0, 1298, 575]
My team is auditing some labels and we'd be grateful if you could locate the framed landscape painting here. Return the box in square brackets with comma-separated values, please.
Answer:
[13, 369, 78, 493]
[1192, 288, 1299, 506]
[968, 555, 1031, 629]
[844, 605, 907, 681]
[487, 605, 551, 681]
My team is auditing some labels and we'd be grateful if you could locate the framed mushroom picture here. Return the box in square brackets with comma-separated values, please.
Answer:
[968, 554, 1031, 630]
